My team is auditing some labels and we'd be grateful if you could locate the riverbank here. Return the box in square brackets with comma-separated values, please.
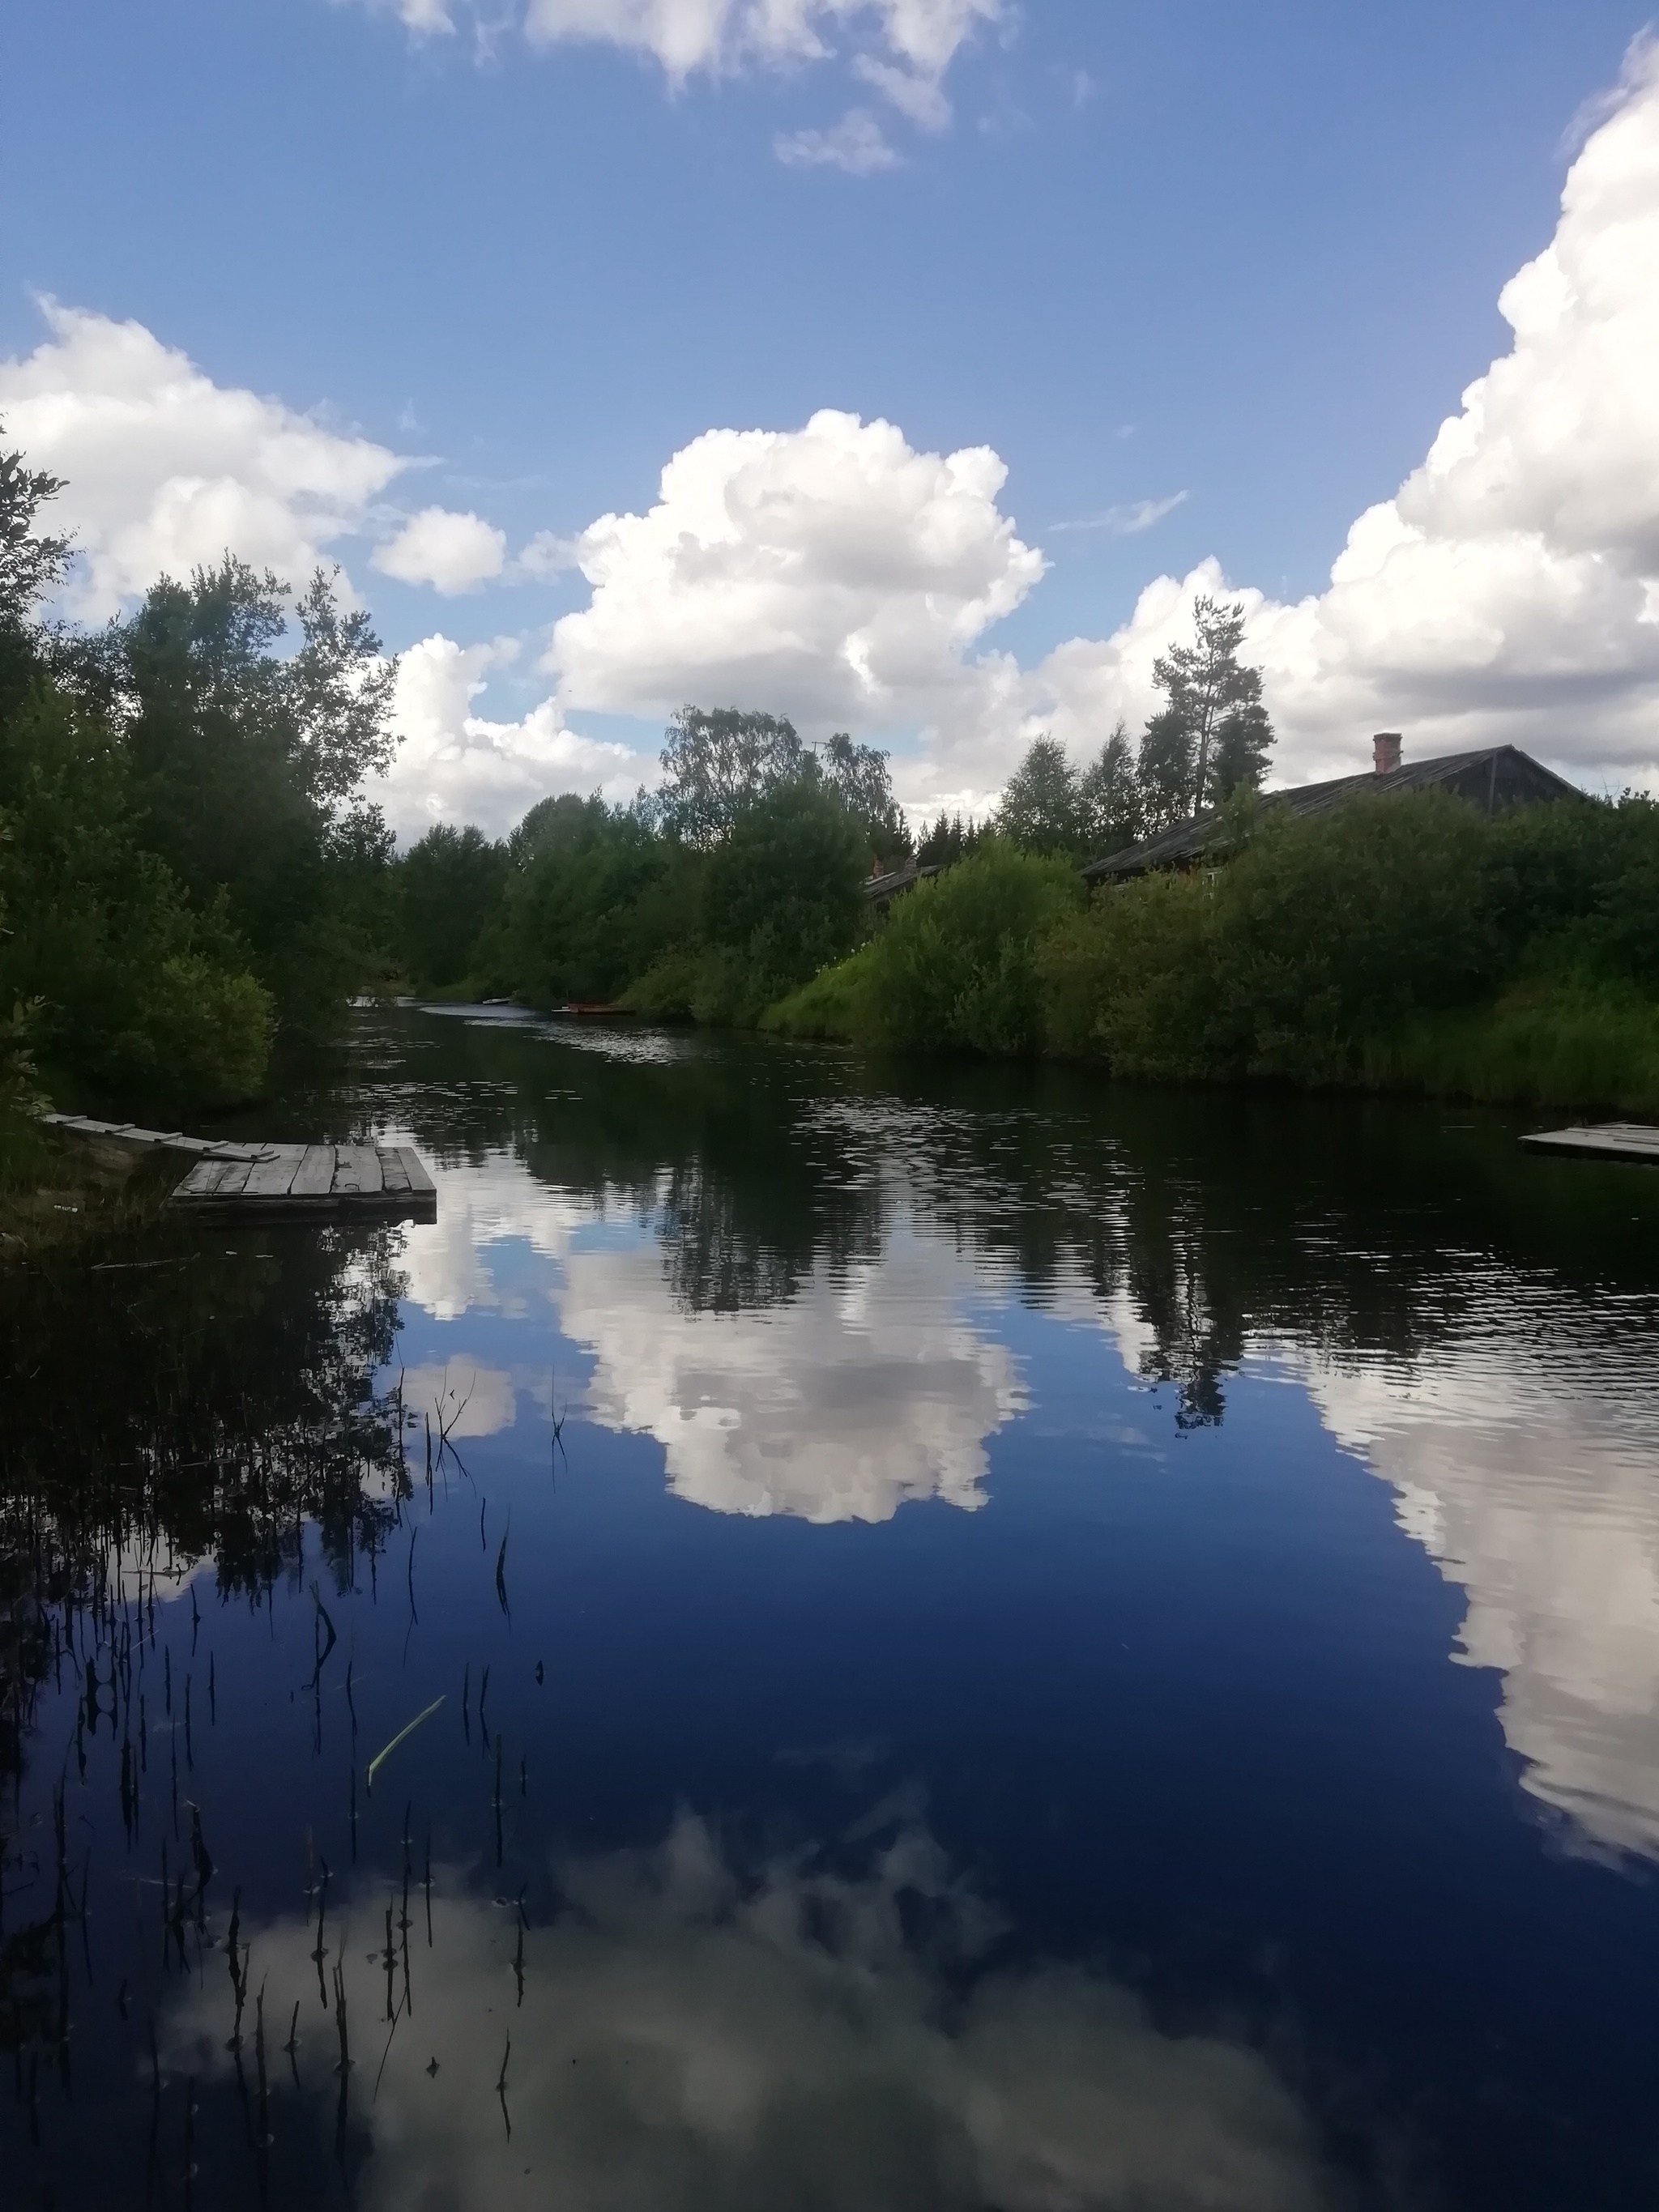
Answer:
[764, 805, 1659, 1115]
[0, 1110, 177, 1261]
[766, 961, 1659, 1112]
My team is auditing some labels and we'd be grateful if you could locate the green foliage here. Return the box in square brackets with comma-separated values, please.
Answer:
[0, 428, 398, 1118]
[761, 940, 877, 1039]
[1368, 978, 1659, 1115]
[399, 824, 508, 990]
[915, 811, 982, 869]
[1145, 595, 1274, 816]
[655, 707, 808, 846]
[499, 795, 693, 1004]
[0, 671, 271, 1110]
[1041, 869, 1222, 1076]
[1043, 791, 1504, 1080]
[409, 730, 892, 1024]
[700, 776, 868, 1018]
[1078, 722, 1143, 853]
[857, 843, 1082, 1055]
[994, 737, 1085, 854]
[996, 724, 1147, 861]
[116, 558, 399, 1039]
[1488, 790, 1659, 983]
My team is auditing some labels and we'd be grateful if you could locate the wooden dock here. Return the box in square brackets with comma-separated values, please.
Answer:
[41, 1115, 437, 1220]
[1520, 1120, 1659, 1164]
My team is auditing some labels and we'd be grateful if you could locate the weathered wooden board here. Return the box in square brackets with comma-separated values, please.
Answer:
[1520, 1121, 1659, 1163]
[333, 1144, 383, 1196]
[242, 1146, 308, 1200]
[43, 1112, 276, 1161]
[399, 1149, 436, 1199]
[377, 1149, 411, 1194]
[290, 1145, 336, 1197]
[177, 1157, 241, 1200]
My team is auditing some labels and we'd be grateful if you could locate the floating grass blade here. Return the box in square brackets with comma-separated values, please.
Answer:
[365, 1697, 446, 1795]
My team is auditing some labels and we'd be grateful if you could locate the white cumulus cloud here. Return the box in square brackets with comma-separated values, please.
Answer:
[1027, 34, 1659, 800]
[383, 632, 646, 842]
[544, 408, 1043, 741]
[0, 300, 408, 620]
[373, 503, 507, 592]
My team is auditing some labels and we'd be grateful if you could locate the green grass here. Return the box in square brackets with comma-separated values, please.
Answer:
[1368, 978, 1659, 1114]
[0, 1110, 177, 1262]
[760, 943, 875, 1039]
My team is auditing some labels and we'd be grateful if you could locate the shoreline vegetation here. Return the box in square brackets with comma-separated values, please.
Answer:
[3, 422, 1657, 1222]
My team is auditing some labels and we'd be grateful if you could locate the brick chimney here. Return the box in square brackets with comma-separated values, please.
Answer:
[1373, 731, 1402, 774]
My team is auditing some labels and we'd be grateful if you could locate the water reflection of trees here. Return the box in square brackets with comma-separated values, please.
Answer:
[0, 1220, 409, 2071]
[385, 1014, 1658, 1429]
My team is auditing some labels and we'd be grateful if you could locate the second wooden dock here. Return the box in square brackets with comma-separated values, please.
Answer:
[1520, 1120, 1659, 1164]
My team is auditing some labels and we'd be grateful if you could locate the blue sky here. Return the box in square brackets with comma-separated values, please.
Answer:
[4, 2, 1657, 833]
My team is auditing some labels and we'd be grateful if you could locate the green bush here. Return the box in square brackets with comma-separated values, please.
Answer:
[1040, 868, 1224, 1076]
[858, 843, 1081, 1055]
[761, 941, 877, 1039]
[1042, 792, 1503, 1080]
[1370, 977, 1659, 1113]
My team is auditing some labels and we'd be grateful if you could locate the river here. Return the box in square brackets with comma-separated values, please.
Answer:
[4, 1004, 1657, 2210]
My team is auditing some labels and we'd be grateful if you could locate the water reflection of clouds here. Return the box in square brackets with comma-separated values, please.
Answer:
[399, 1155, 1025, 1527]
[1281, 1335, 1659, 1860]
[164, 1815, 1331, 2212]
[565, 1237, 1022, 1523]
[398, 1362, 518, 1439]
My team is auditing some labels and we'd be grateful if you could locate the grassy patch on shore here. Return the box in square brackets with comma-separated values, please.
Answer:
[0, 1113, 177, 1263]
[1368, 978, 1659, 1114]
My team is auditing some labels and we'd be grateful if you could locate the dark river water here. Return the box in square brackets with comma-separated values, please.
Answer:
[5, 1006, 1659, 2211]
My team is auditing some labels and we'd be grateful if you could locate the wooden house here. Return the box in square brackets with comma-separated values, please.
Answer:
[1081, 735, 1581, 885]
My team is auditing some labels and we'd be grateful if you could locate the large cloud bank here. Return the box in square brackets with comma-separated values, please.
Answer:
[546, 409, 1041, 739]
[6, 37, 1659, 831]
[1042, 33, 1659, 798]
[0, 301, 408, 623]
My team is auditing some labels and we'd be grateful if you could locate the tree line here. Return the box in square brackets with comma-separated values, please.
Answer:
[7, 407, 1653, 1127]
[1, 433, 399, 1122]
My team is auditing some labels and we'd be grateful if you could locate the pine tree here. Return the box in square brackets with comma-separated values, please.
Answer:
[1143, 596, 1274, 819]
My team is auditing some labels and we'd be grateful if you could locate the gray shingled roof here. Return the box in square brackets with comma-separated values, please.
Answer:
[1081, 744, 1581, 883]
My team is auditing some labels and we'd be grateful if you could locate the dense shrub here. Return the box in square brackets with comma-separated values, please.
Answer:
[699, 778, 868, 1017]
[857, 844, 1081, 1055]
[1047, 792, 1514, 1080]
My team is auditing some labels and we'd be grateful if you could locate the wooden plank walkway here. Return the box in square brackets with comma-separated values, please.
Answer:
[1520, 1120, 1659, 1163]
[41, 1114, 437, 1218]
[174, 1144, 436, 1218]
